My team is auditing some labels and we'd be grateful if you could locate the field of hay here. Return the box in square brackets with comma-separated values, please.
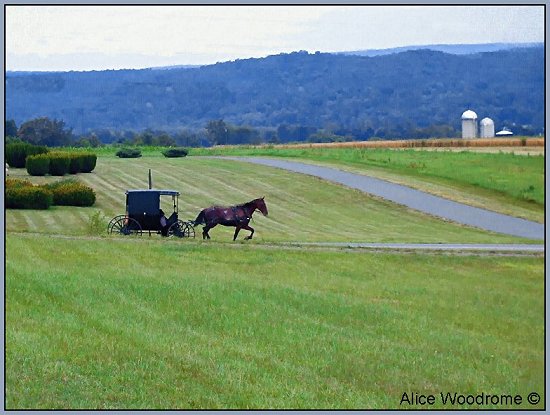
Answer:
[271, 137, 544, 150]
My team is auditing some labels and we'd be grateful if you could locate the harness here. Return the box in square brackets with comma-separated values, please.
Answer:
[231, 206, 251, 223]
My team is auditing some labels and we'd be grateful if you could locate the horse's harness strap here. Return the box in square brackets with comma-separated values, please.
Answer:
[231, 206, 250, 223]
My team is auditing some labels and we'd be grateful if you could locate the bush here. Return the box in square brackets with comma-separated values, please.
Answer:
[162, 147, 188, 158]
[87, 210, 107, 236]
[5, 143, 49, 168]
[116, 148, 142, 158]
[6, 186, 53, 209]
[48, 152, 71, 176]
[5, 178, 33, 189]
[26, 154, 51, 176]
[68, 154, 84, 174]
[80, 153, 97, 173]
[43, 180, 96, 206]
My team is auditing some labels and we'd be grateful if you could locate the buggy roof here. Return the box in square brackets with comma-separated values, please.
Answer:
[126, 189, 180, 196]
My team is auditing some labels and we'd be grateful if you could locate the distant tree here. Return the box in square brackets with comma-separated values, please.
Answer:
[18, 117, 73, 147]
[74, 134, 103, 148]
[154, 133, 176, 147]
[227, 125, 262, 145]
[5, 119, 17, 137]
[136, 131, 154, 146]
[205, 120, 228, 145]
[174, 129, 200, 147]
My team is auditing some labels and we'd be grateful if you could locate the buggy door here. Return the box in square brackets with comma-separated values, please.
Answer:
[127, 191, 161, 231]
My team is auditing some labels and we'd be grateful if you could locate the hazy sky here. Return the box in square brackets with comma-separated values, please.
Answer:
[5, 5, 545, 71]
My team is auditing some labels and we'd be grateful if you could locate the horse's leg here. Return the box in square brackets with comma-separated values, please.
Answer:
[241, 224, 255, 240]
[202, 225, 211, 240]
[233, 226, 241, 241]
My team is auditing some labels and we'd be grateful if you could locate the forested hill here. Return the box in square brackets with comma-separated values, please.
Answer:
[6, 46, 544, 139]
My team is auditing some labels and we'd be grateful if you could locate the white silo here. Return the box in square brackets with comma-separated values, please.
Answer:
[461, 110, 478, 138]
[479, 117, 495, 138]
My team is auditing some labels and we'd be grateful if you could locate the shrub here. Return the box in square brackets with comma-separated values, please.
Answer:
[48, 152, 71, 176]
[43, 180, 96, 206]
[6, 143, 28, 168]
[116, 148, 142, 158]
[5, 178, 33, 189]
[68, 154, 84, 174]
[5, 143, 49, 168]
[6, 186, 53, 209]
[87, 210, 107, 236]
[26, 154, 51, 176]
[80, 153, 97, 173]
[162, 147, 188, 158]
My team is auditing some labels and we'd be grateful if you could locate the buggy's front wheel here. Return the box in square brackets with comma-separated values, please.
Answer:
[109, 217, 142, 236]
[168, 220, 195, 238]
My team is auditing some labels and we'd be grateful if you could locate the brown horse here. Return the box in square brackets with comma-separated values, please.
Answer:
[193, 197, 268, 240]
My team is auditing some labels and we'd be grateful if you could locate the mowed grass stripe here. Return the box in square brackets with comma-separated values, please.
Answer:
[6, 234, 544, 409]
[6, 157, 531, 243]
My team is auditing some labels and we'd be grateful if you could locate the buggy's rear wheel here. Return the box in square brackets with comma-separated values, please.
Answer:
[168, 220, 195, 238]
[109, 217, 142, 236]
[107, 215, 126, 233]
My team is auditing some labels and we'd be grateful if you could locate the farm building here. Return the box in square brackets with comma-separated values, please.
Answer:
[496, 127, 514, 136]
[479, 117, 495, 138]
[461, 110, 478, 138]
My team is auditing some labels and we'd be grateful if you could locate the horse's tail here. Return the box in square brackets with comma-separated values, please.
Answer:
[193, 210, 206, 226]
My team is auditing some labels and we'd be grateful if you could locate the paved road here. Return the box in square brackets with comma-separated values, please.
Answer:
[221, 157, 545, 240]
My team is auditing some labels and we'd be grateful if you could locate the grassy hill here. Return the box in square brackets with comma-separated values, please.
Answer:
[190, 145, 545, 223]
[5, 151, 544, 409]
[5, 155, 534, 243]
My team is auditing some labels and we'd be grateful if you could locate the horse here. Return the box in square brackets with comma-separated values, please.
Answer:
[193, 197, 268, 241]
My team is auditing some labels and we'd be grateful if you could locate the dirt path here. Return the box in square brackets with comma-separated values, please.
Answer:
[7, 232, 544, 256]
[220, 157, 545, 241]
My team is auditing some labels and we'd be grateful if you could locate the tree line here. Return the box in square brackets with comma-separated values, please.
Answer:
[7, 116, 479, 149]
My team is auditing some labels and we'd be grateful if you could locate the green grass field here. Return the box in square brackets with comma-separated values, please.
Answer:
[190, 146, 544, 223]
[5, 156, 537, 243]
[5, 150, 545, 409]
[6, 233, 544, 409]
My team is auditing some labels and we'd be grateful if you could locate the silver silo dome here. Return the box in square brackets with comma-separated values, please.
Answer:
[461, 110, 478, 138]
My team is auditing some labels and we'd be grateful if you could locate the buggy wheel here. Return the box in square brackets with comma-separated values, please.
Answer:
[107, 215, 126, 233]
[183, 221, 196, 238]
[168, 220, 195, 238]
[109, 217, 142, 236]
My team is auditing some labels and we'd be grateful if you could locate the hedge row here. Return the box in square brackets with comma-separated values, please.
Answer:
[6, 178, 95, 209]
[42, 180, 96, 206]
[6, 186, 53, 209]
[6, 143, 49, 168]
[25, 152, 97, 176]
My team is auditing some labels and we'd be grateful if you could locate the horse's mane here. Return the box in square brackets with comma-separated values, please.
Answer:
[210, 199, 259, 210]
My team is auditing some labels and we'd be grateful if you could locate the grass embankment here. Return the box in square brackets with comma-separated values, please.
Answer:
[190, 146, 544, 223]
[5, 156, 533, 243]
[6, 233, 544, 409]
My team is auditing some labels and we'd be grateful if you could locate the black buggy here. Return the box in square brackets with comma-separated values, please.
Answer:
[108, 189, 195, 238]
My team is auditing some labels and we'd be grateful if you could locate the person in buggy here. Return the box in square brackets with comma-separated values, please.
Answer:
[159, 209, 169, 236]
